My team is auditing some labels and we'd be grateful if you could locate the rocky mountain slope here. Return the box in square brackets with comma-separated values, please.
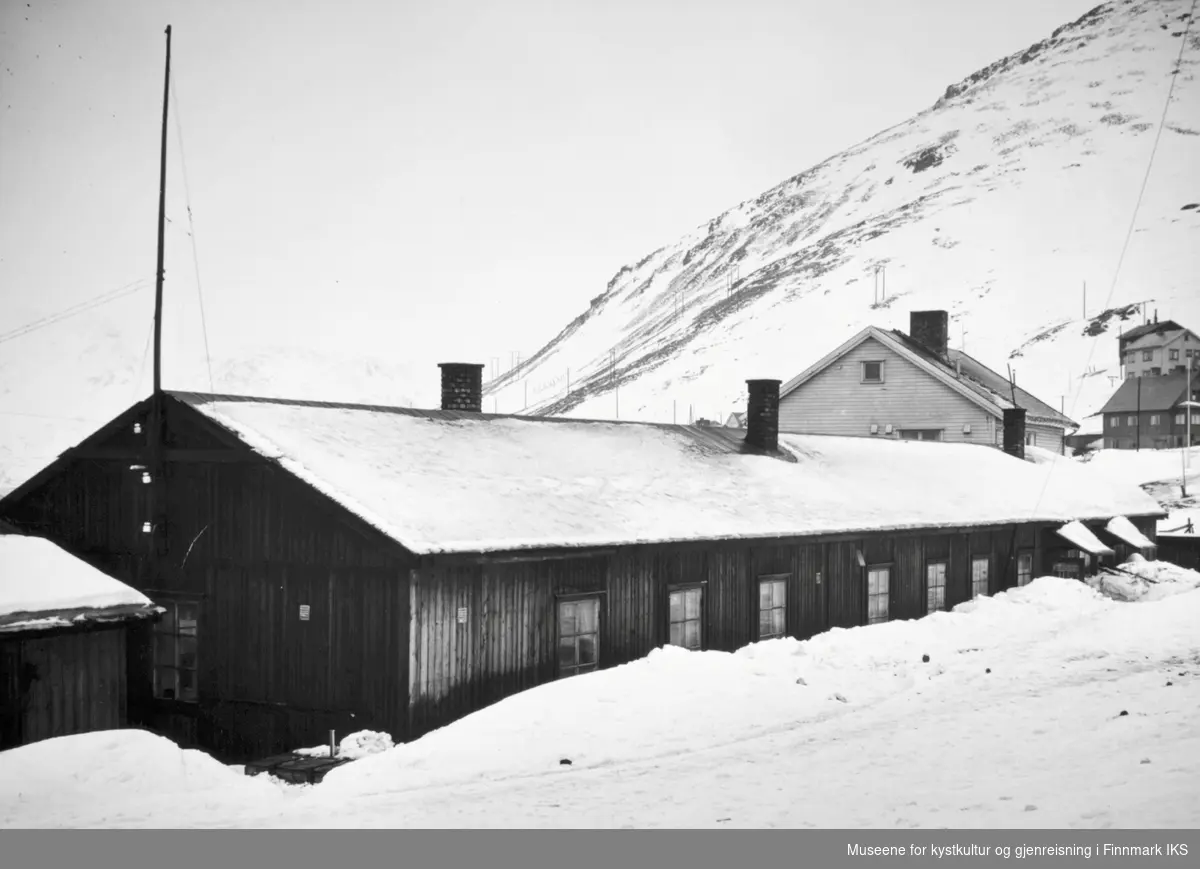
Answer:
[484, 0, 1200, 427]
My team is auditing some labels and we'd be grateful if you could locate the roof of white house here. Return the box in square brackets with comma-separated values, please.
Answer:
[778, 326, 1077, 429]
[170, 392, 1161, 557]
[0, 534, 159, 633]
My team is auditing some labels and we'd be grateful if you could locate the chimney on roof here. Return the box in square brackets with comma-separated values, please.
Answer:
[438, 363, 485, 412]
[744, 379, 781, 453]
[1002, 407, 1027, 460]
[910, 310, 949, 358]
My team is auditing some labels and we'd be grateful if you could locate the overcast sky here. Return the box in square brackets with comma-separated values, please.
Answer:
[1, 0, 1099, 387]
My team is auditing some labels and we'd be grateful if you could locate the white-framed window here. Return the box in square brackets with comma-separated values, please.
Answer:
[1170, 349, 1179, 361]
[557, 595, 601, 677]
[1142, 349, 1153, 361]
[669, 585, 704, 650]
[898, 429, 943, 441]
[1193, 414, 1200, 425]
[926, 560, 947, 613]
[758, 576, 787, 640]
[1127, 416, 1136, 426]
[1177, 413, 1186, 425]
[1108, 416, 1118, 428]
[867, 566, 890, 624]
[1150, 414, 1161, 425]
[153, 600, 199, 702]
[971, 556, 990, 598]
[1017, 550, 1034, 586]
[861, 360, 885, 383]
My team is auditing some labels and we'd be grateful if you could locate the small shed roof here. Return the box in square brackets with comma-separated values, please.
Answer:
[1055, 520, 1115, 556]
[0, 534, 159, 634]
[1105, 516, 1155, 550]
[170, 391, 1162, 557]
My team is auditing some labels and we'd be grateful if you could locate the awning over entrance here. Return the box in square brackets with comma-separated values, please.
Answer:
[1104, 515, 1156, 550]
[1055, 520, 1115, 556]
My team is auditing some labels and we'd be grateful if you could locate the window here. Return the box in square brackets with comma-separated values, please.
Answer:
[861, 360, 884, 383]
[1187, 349, 1195, 358]
[557, 596, 600, 677]
[1024, 431, 1036, 446]
[1108, 417, 1118, 428]
[1125, 352, 1136, 363]
[926, 560, 947, 613]
[669, 585, 703, 650]
[867, 566, 890, 624]
[1150, 414, 1161, 425]
[898, 429, 943, 441]
[971, 556, 990, 598]
[1170, 349, 1180, 361]
[1177, 413, 1186, 425]
[758, 577, 787, 640]
[1052, 561, 1082, 580]
[1127, 416, 1136, 426]
[1017, 550, 1034, 586]
[1142, 350, 1153, 361]
[153, 600, 198, 702]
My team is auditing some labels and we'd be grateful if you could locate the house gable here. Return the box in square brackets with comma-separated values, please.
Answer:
[778, 335, 998, 444]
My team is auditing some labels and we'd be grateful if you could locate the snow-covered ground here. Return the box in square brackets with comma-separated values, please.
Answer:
[1076, 446, 1200, 535]
[3, 569, 1198, 829]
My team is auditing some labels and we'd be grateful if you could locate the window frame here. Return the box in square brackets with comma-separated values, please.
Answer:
[757, 574, 789, 641]
[1142, 349, 1153, 362]
[971, 555, 990, 598]
[866, 563, 891, 625]
[925, 559, 948, 613]
[1126, 415, 1136, 427]
[1016, 549, 1034, 587]
[1169, 348, 1179, 361]
[1149, 414, 1160, 426]
[667, 582, 706, 651]
[555, 592, 603, 679]
[152, 598, 200, 703]
[860, 360, 885, 384]
[898, 429, 943, 442]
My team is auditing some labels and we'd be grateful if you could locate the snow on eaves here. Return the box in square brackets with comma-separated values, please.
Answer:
[0, 534, 155, 622]
[185, 396, 1164, 557]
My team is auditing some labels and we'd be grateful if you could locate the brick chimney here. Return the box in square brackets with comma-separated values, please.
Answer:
[438, 363, 485, 412]
[744, 379, 781, 453]
[1002, 407, 1027, 460]
[909, 310, 949, 358]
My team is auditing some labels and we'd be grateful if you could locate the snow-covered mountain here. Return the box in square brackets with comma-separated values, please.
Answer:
[484, 0, 1200, 427]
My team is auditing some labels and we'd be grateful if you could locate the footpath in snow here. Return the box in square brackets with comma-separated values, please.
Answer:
[2, 567, 1199, 828]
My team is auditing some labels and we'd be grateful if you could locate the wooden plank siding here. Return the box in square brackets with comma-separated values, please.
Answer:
[1, 397, 418, 762]
[778, 336, 998, 444]
[0, 626, 128, 749]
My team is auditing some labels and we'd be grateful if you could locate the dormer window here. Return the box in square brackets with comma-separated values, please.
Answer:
[861, 360, 884, 383]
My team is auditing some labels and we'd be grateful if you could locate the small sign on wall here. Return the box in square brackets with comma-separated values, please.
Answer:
[299, 605, 311, 621]
[456, 607, 468, 624]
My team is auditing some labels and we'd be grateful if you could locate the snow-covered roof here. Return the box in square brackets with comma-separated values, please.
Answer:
[778, 326, 1077, 428]
[1055, 520, 1115, 557]
[0, 534, 158, 633]
[1105, 515, 1155, 551]
[172, 392, 1164, 557]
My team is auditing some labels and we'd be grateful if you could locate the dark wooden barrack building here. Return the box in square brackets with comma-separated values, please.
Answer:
[0, 365, 1165, 760]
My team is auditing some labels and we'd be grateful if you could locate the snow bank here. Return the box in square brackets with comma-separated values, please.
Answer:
[295, 730, 395, 761]
[311, 577, 1128, 802]
[1089, 555, 1200, 603]
[0, 535, 151, 619]
[0, 729, 301, 828]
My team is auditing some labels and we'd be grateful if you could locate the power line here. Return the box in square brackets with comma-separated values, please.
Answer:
[1030, 2, 1195, 517]
[170, 73, 216, 393]
[0, 278, 150, 345]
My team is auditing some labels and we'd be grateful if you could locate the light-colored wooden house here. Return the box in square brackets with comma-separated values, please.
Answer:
[1118, 316, 1200, 380]
[776, 311, 1078, 453]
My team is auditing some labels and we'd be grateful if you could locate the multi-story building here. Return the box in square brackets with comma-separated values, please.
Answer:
[1118, 317, 1200, 380]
